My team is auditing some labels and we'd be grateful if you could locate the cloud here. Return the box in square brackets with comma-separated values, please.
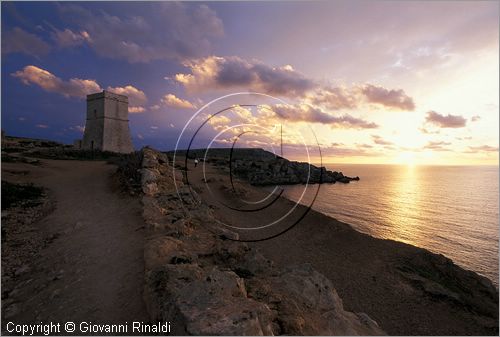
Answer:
[320, 145, 379, 157]
[57, 2, 223, 63]
[12, 66, 147, 112]
[360, 84, 415, 110]
[174, 55, 416, 111]
[307, 84, 415, 111]
[12, 65, 102, 98]
[36, 124, 49, 129]
[161, 94, 196, 109]
[75, 125, 85, 132]
[471, 115, 481, 122]
[468, 145, 498, 152]
[2, 27, 50, 57]
[357, 143, 374, 149]
[425, 110, 467, 128]
[175, 56, 316, 96]
[423, 141, 452, 151]
[69, 125, 85, 133]
[51, 28, 91, 47]
[128, 106, 146, 114]
[306, 86, 358, 110]
[371, 134, 393, 145]
[271, 104, 378, 129]
[207, 115, 232, 131]
[419, 126, 440, 134]
[107, 85, 148, 112]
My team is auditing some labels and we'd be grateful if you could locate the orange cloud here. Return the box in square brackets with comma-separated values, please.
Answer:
[12, 65, 101, 98]
[161, 94, 196, 109]
[107, 85, 148, 112]
[128, 106, 146, 114]
[13, 66, 148, 114]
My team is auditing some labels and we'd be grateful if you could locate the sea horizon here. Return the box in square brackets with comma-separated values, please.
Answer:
[2, 0, 498, 334]
[279, 164, 499, 287]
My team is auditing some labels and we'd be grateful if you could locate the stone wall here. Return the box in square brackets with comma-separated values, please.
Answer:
[140, 147, 385, 335]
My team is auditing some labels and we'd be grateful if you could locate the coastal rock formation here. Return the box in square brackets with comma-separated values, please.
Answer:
[397, 251, 498, 319]
[140, 147, 384, 335]
[231, 157, 360, 185]
[170, 148, 360, 185]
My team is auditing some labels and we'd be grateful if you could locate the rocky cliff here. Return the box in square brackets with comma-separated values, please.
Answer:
[231, 157, 359, 185]
[140, 147, 384, 335]
[170, 148, 359, 185]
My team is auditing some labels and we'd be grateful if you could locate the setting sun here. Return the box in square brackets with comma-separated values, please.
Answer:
[396, 152, 417, 166]
[1, 2, 499, 336]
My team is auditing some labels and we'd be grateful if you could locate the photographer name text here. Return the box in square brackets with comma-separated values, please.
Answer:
[6, 321, 171, 335]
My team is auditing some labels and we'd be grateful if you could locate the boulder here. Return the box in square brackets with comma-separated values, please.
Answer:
[247, 264, 385, 335]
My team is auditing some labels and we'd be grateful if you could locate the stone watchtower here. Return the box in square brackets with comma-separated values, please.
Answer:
[82, 90, 134, 153]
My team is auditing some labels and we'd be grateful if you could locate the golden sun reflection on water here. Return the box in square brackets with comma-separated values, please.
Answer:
[384, 165, 425, 247]
[282, 164, 499, 285]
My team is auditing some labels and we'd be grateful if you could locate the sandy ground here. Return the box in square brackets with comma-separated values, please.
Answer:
[2, 159, 148, 333]
[188, 162, 498, 336]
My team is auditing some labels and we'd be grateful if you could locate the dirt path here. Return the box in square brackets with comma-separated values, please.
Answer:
[2, 159, 148, 331]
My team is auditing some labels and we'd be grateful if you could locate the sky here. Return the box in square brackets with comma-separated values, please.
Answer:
[1, 1, 499, 165]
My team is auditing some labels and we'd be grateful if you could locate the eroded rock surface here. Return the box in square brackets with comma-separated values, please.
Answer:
[141, 147, 384, 335]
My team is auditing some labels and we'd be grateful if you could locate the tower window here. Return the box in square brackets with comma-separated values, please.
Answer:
[94, 109, 97, 118]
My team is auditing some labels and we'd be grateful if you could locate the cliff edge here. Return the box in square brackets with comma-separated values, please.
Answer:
[140, 147, 385, 335]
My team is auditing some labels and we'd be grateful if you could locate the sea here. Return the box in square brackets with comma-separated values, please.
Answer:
[281, 164, 499, 287]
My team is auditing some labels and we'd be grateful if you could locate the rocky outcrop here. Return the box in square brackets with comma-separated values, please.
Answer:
[397, 251, 498, 319]
[168, 148, 359, 185]
[231, 157, 359, 185]
[140, 147, 384, 335]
